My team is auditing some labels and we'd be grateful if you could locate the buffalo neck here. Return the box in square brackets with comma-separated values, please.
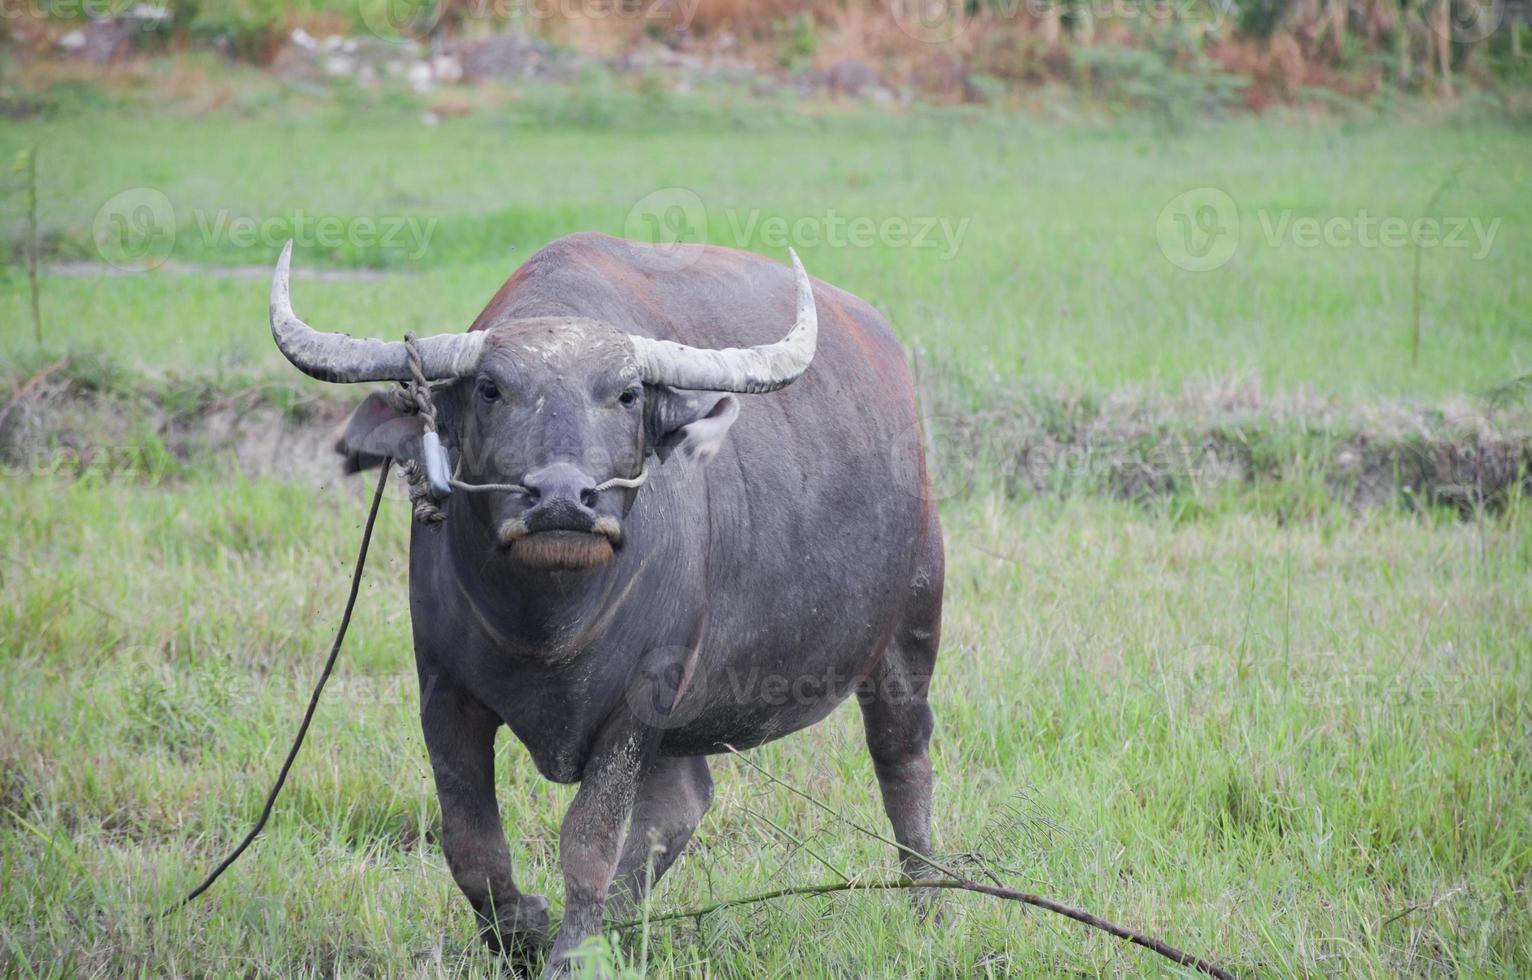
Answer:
[437, 493, 651, 661]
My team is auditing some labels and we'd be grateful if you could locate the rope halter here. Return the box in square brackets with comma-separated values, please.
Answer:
[394, 333, 648, 524]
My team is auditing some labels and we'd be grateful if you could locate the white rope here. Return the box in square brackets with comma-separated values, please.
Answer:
[447, 459, 649, 496]
[593, 466, 650, 492]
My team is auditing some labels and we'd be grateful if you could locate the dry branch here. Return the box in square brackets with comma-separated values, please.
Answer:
[613, 745, 1237, 980]
[0, 356, 68, 439]
[614, 875, 1234, 980]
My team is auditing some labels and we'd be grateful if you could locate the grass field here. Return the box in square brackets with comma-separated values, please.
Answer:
[2, 87, 1529, 399]
[3, 479, 1529, 976]
[2, 79, 1531, 977]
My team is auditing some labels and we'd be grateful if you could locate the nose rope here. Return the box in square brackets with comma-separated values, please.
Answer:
[396, 334, 647, 524]
[447, 459, 649, 496]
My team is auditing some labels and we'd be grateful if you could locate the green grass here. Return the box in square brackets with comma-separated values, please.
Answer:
[1, 475, 1528, 975]
[2, 93, 1529, 400]
[2, 77, 1530, 977]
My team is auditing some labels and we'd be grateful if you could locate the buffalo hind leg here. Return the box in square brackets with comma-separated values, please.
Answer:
[418, 670, 550, 959]
[858, 527, 944, 890]
[605, 755, 714, 920]
[859, 655, 941, 885]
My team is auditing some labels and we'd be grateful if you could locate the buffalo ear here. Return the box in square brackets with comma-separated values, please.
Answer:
[647, 388, 740, 465]
[335, 389, 426, 473]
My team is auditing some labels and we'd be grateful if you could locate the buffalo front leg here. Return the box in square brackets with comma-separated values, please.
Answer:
[544, 724, 654, 975]
[419, 670, 549, 958]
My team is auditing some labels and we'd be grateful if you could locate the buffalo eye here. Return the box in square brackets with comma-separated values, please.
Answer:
[618, 387, 640, 407]
[477, 379, 501, 403]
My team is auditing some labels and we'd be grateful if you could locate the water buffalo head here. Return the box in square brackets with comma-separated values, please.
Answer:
[267, 241, 816, 572]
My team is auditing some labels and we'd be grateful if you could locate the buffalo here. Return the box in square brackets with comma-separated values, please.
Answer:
[267, 232, 944, 973]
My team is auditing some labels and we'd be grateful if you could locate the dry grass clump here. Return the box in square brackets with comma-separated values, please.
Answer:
[915, 366, 1532, 516]
[5, 361, 1529, 519]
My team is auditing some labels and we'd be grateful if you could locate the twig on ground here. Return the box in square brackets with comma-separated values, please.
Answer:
[741, 804, 851, 884]
[972, 542, 1026, 563]
[0, 355, 69, 439]
[614, 876, 1234, 979]
[1382, 885, 1463, 928]
[722, 745, 968, 881]
[628, 746, 1238, 980]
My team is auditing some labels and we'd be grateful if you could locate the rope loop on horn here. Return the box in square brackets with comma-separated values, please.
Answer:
[388, 334, 449, 525]
[402, 333, 440, 434]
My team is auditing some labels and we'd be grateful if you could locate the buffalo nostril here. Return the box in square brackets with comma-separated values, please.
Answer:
[521, 463, 599, 512]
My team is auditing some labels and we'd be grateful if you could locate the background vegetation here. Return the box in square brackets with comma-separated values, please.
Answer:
[9, 0, 1532, 104]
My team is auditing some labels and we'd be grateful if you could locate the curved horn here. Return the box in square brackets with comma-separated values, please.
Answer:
[627, 248, 817, 393]
[269, 240, 484, 383]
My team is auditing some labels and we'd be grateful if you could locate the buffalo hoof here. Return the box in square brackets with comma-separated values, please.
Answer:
[476, 893, 551, 960]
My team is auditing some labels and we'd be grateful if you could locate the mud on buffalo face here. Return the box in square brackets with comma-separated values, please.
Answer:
[465, 320, 648, 571]
[465, 320, 748, 570]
